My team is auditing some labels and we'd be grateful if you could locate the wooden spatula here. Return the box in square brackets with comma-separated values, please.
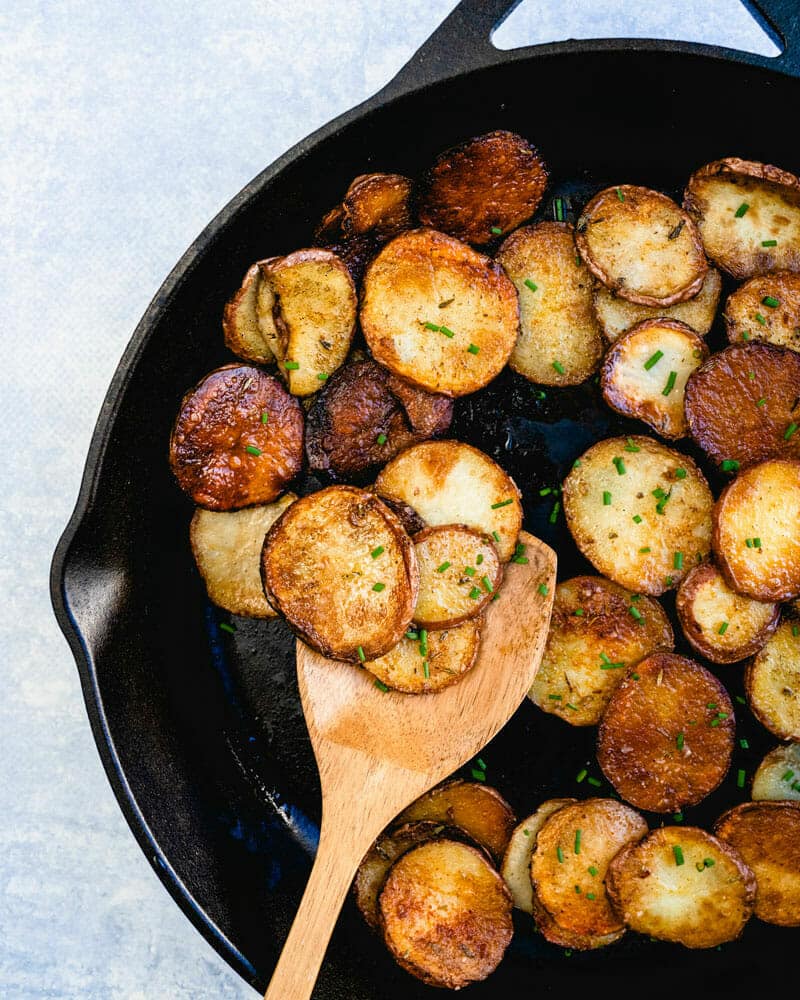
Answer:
[264, 530, 556, 1000]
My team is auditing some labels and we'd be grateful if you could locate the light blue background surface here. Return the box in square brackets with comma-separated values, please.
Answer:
[0, 2, 780, 997]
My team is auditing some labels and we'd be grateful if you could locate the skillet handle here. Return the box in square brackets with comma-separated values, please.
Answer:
[746, 1, 800, 76]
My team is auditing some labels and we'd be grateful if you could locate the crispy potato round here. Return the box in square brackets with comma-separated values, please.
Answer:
[170, 365, 303, 511]
[752, 742, 800, 802]
[222, 262, 274, 364]
[676, 562, 779, 664]
[364, 616, 482, 694]
[261, 486, 418, 661]
[496, 222, 603, 386]
[342, 172, 413, 241]
[375, 440, 523, 562]
[576, 185, 707, 306]
[715, 801, 800, 926]
[724, 270, 800, 351]
[361, 229, 519, 397]
[607, 826, 756, 948]
[593, 267, 722, 343]
[417, 130, 547, 245]
[500, 799, 576, 913]
[745, 617, 800, 740]
[562, 435, 713, 596]
[601, 319, 708, 439]
[322, 233, 376, 285]
[713, 458, 800, 601]
[529, 576, 674, 726]
[684, 157, 800, 279]
[597, 652, 735, 812]
[530, 891, 624, 951]
[531, 798, 647, 938]
[684, 342, 800, 467]
[378, 839, 513, 989]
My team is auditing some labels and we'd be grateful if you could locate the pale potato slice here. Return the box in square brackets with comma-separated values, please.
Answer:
[261, 486, 418, 661]
[713, 458, 800, 601]
[601, 319, 708, 439]
[576, 185, 707, 306]
[374, 440, 523, 563]
[360, 229, 519, 397]
[529, 576, 673, 726]
[675, 562, 779, 663]
[341, 172, 413, 241]
[745, 616, 800, 740]
[724, 270, 800, 351]
[259, 249, 357, 396]
[378, 839, 513, 989]
[607, 826, 756, 948]
[500, 799, 575, 913]
[715, 801, 800, 926]
[364, 617, 481, 694]
[684, 157, 800, 279]
[752, 743, 800, 802]
[496, 222, 603, 386]
[531, 798, 647, 938]
[222, 262, 274, 364]
[562, 435, 713, 596]
[594, 267, 722, 342]
[190, 494, 296, 617]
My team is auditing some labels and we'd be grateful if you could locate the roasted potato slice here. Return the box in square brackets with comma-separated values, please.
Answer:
[724, 270, 800, 351]
[378, 839, 513, 989]
[576, 185, 707, 306]
[397, 779, 515, 863]
[562, 435, 713, 596]
[170, 365, 303, 511]
[715, 801, 800, 926]
[372, 493, 427, 536]
[322, 233, 376, 285]
[745, 616, 800, 740]
[364, 616, 481, 694]
[189, 494, 296, 617]
[417, 130, 547, 245]
[500, 799, 576, 913]
[676, 562, 779, 664]
[529, 576, 674, 726]
[597, 652, 734, 812]
[684, 157, 800, 279]
[361, 229, 519, 397]
[313, 203, 346, 244]
[222, 262, 274, 364]
[684, 342, 800, 467]
[607, 826, 756, 948]
[601, 319, 708, 439]
[496, 222, 603, 386]
[261, 486, 418, 661]
[305, 360, 452, 478]
[530, 891, 624, 951]
[341, 173, 413, 241]
[713, 458, 800, 601]
[752, 742, 800, 802]
[593, 267, 722, 343]
[374, 440, 523, 563]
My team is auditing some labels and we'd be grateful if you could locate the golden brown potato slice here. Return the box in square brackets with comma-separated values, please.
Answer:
[222, 262, 274, 364]
[361, 229, 519, 397]
[341, 173, 413, 241]
[713, 458, 800, 601]
[374, 440, 523, 563]
[601, 319, 708, 439]
[562, 435, 713, 596]
[724, 270, 800, 351]
[417, 130, 547, 245]
[261, 486, 418, 661]
[715, 801, 800, 926]
[397, 779, 515, 863]
[676, 562, 779, 664]
[372, 493, 427, 537]
[529, 576, 673, 726]
[752, 742, 800, 802]
[745, 616, 800, 740]
[500, 800, 576, 913]
[496, 222, 603, 386]
[684, 157, 800, 278]
[190, 494, 296, 617]
[684, 342, 800, 467]
[170, 365, 303, 511]
[576, 185, 707, 306]
[531, 798, 646, 939]
[607, 826, 756, 948]
[364, 616, 481, 694]
[597, 652, 734, 812]
[378, 839, 513, 989]
[593, 267, 722, 343]
[530, 891, 624, 951]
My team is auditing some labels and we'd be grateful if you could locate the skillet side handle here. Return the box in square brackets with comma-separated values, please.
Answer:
[745, 1, 800, 76]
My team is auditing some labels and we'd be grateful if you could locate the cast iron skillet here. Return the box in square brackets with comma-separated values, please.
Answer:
[52, 2, 800, 995]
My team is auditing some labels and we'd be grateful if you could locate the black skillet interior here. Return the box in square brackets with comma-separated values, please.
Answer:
[52, 2, 800, 996]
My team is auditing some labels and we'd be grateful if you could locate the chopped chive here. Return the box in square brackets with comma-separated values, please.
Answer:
[754, 537, 761, 548]
[600, 661, 625, 670]
[471, 768, 486, 782]
[782, 769, 795, 782]
[219, 622, 236, 634]
[674, 812, 684, 822]
[721, 459, 740, 472]
[748, 371, 756, 381]
[629, 605, 643, 622]
[405, 631, 418, 640]
[482, 575, 495, 593]
[793, 625, 800, 637]
[644, 351, 664, 371]
[552, 360, 566, 374]
[370, 545, 385, 559]
[492, 531, 501, 543]
[762, 239, 778, 247]
[554, 197, 565, 221]
[735, 203, 749, 218]
[740, 738, 749, 749]
[575, 254, 581, 266]
[357, 645, 366, 663]
[376, 432, 387, 445]
[424, 321, 440, 331]
[632, 514, 643, 524]
[717, 711, 728, 719]
[674, 551, 684, 570]
[533, 389, 547, 399]
[785, 421, 799, 440]
[675, 468, 687, 479]
[419, 629, 428, 654]
[564, 949, 572, 958]
[524, 278, 538, 292]
[566, 702, 579, 711]
[468, 586, 482, 600]
[631, 673, 640, 681]
[372, 582, 385, 592]
[677, 732, 685, 750]
[491, 498, 513, 509]
[755, 312, 767, 326]
[743, 330, 751, 340]
[603, 491, 612, 506]
[464, 566, 476, 577]
[737, 769, 746, 789]
[491, 226, 502, 235]
[704, 857, 715, 868]
[662, 371, 678, 396]
[639, 547, 651, 553]
[625, 437, 641, 452]
[423, 660, 430, 679]
[745, 537, 753, 548]
[316, 372, 329, 381]
[374, 679, 389, 692]
[467, 343, 480, 355]
[284, 361, 300, 370]
[539, 487, 552, 496]
[757, 397, 766, 407]
[587, 776, 602, 787]
[557, 845, 565, 863]
[665, 576, 674, 587]
[707, 702, 718, 710]
[736, 695, 746, 704]
[574, 829, 582, 854]
[576, 768, 588, 783]
[572, 459, 582, 468]
[477, 553, 485, 564]
[586, 893, 596, 900]
[548, 693, 563, 701]
[436, 561, 450, 573]
[711, 719, 721, 727]
[573, 608, 585, 617]
[477, 757, 487, 771]
[673, 845, 684, 866]
[762, 295, 780, 308]
[260, 411, 269, 424]
[613, 457, 626, 475]
[616, 187, 625, 201]
[537, 583, 549, 596]
[549, 500, 561, 523]
[245, 445, 262, 456]
[718, 621, 729, 635]
[440, 325, 455, 339]
[588, 865, 598, 876]
[631, 594, 640, 602]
